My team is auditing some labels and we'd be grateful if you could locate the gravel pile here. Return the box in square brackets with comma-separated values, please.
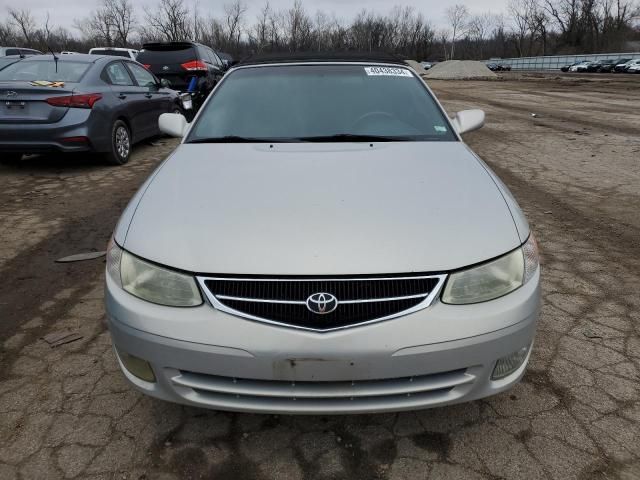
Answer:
[405, 59, 430, 76]
[423, 60, 497, 80]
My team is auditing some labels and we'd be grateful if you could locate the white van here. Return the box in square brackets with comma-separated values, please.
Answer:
[88, 47, 138, 60]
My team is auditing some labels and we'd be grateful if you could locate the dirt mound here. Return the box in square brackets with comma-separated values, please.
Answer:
[424, 60, 497, 80]
[405, 59, 430, 76]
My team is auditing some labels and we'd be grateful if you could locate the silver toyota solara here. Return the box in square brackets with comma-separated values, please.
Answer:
[105, 55, 541, 414]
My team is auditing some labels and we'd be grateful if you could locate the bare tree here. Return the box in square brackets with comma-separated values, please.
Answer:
[107, 0, 136, 46]
[75, 0, 134, 47]
[468, 13, 495, 58]
[286, 0, 313, 51]
[224, 0, 247, 50]
[445, 4, 469, 58]
[145, 0, 193, 42]
[8, 8, 36, 45]
[251, 2, 271, 50]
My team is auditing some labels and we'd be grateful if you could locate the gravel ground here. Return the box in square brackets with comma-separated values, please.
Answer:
[0, 73, 639, 480]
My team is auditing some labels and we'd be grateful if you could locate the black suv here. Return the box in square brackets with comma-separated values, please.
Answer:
[137, 42, 225, 110]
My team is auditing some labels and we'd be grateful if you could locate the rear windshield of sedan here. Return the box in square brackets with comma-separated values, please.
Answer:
[187, 64, 457, 142]
[0, 60, 90, 82]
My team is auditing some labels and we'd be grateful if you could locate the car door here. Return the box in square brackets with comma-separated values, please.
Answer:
[103, 61, 149, 141]
[125, 62, 167, 138]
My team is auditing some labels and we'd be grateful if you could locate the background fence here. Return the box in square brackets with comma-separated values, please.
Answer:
[486, 52, 640, 70]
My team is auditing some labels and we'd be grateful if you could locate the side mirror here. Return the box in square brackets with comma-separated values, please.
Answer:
[451, 109, 485, 135]
[159, 113, 188, 138]
[160, 78, 171, 88]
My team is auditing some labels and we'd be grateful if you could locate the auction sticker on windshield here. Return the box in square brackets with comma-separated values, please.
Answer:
[364, 66, 412, 77]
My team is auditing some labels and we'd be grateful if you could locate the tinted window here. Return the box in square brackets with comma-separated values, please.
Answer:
[136, 47, 196, 65]
[127, 62, 157, 87]
[210, 50, 222, 67]
[188, 65, 456, 142]
[92, 49, 131, 58]
[198, 46, 211, 63]
[5, 49, 20, 56]
[0, 60, 90, 82]
[105, 62, 134, 86]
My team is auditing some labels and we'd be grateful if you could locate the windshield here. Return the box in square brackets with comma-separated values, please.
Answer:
[186, 64, 457, 143]
[0, 60, 90, 82]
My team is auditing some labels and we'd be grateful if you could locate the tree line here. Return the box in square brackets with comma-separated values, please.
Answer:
[1, 0, 638, 60]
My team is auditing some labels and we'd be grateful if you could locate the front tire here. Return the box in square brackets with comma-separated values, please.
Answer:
[104, 120, 131, 166]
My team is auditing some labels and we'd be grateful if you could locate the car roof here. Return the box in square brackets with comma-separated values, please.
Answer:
[237, 51, 407, 67]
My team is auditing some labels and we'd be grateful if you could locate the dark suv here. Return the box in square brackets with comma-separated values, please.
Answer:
[137, 42, 225, 110]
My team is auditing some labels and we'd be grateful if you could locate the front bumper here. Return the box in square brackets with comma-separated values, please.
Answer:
[105, 270, 541, 414]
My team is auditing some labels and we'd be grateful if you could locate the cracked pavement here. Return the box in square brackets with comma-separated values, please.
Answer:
[1, 73, 639, 479]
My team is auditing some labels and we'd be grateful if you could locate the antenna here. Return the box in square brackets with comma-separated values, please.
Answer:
[48, 46, 59, 73]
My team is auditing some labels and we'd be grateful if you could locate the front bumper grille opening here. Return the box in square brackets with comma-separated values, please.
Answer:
[198, 274, 446, 331]
[171, 368, 474, 413]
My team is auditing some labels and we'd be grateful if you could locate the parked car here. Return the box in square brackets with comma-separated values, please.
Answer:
[0, 47, 42, 56]
[585, 59, 604, 72]
[61, 51, 81, 55]
[587, 58, 617, 73]
[561, 62, 580, 72]
[613, 58, 633, 72]
[420, 61, 432, 70]
[498, 63, 511, 71]
[487, 62, 501, 71]
[105, 54, 541, 414]
[0, 54, 186, 165]
[88, 47, 139, 60]
[217, 52, 236, 70]
[569, 61, 592, 72]
[136, 42, 225, 111]
[625, 59, 640, 73]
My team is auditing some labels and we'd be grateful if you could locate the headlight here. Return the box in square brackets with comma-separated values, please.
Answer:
[106, 239, 202, 307]
[442, 234, 539, 305]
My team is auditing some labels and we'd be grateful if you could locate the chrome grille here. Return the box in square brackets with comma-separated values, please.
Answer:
[197, 274, 446, 331]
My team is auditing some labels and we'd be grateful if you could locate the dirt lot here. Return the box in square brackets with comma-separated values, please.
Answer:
[0, 73, 639, 480]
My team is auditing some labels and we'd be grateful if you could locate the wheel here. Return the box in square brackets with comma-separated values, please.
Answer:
[0, 153, 22, 163]
[104, 120, 131, 165]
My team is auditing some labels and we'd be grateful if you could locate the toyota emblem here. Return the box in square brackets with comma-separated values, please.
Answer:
[306, 293, 338, 315]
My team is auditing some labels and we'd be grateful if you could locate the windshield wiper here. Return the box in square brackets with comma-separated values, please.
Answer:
[297, 134, 413, 143]
[187, 136, 298, 144]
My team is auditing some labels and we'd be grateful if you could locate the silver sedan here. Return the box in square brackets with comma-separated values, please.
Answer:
[105, 56, 541, 414]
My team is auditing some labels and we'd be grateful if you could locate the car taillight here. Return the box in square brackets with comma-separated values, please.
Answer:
[142, 64, 151, 69]
[181, 60, 207, 71]
[46, 93, 103, 109]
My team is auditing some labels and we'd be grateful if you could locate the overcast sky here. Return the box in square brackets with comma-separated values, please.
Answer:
[0, 0, 510, 32]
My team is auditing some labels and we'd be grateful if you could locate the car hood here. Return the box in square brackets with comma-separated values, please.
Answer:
[122, 142, 522, 275]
